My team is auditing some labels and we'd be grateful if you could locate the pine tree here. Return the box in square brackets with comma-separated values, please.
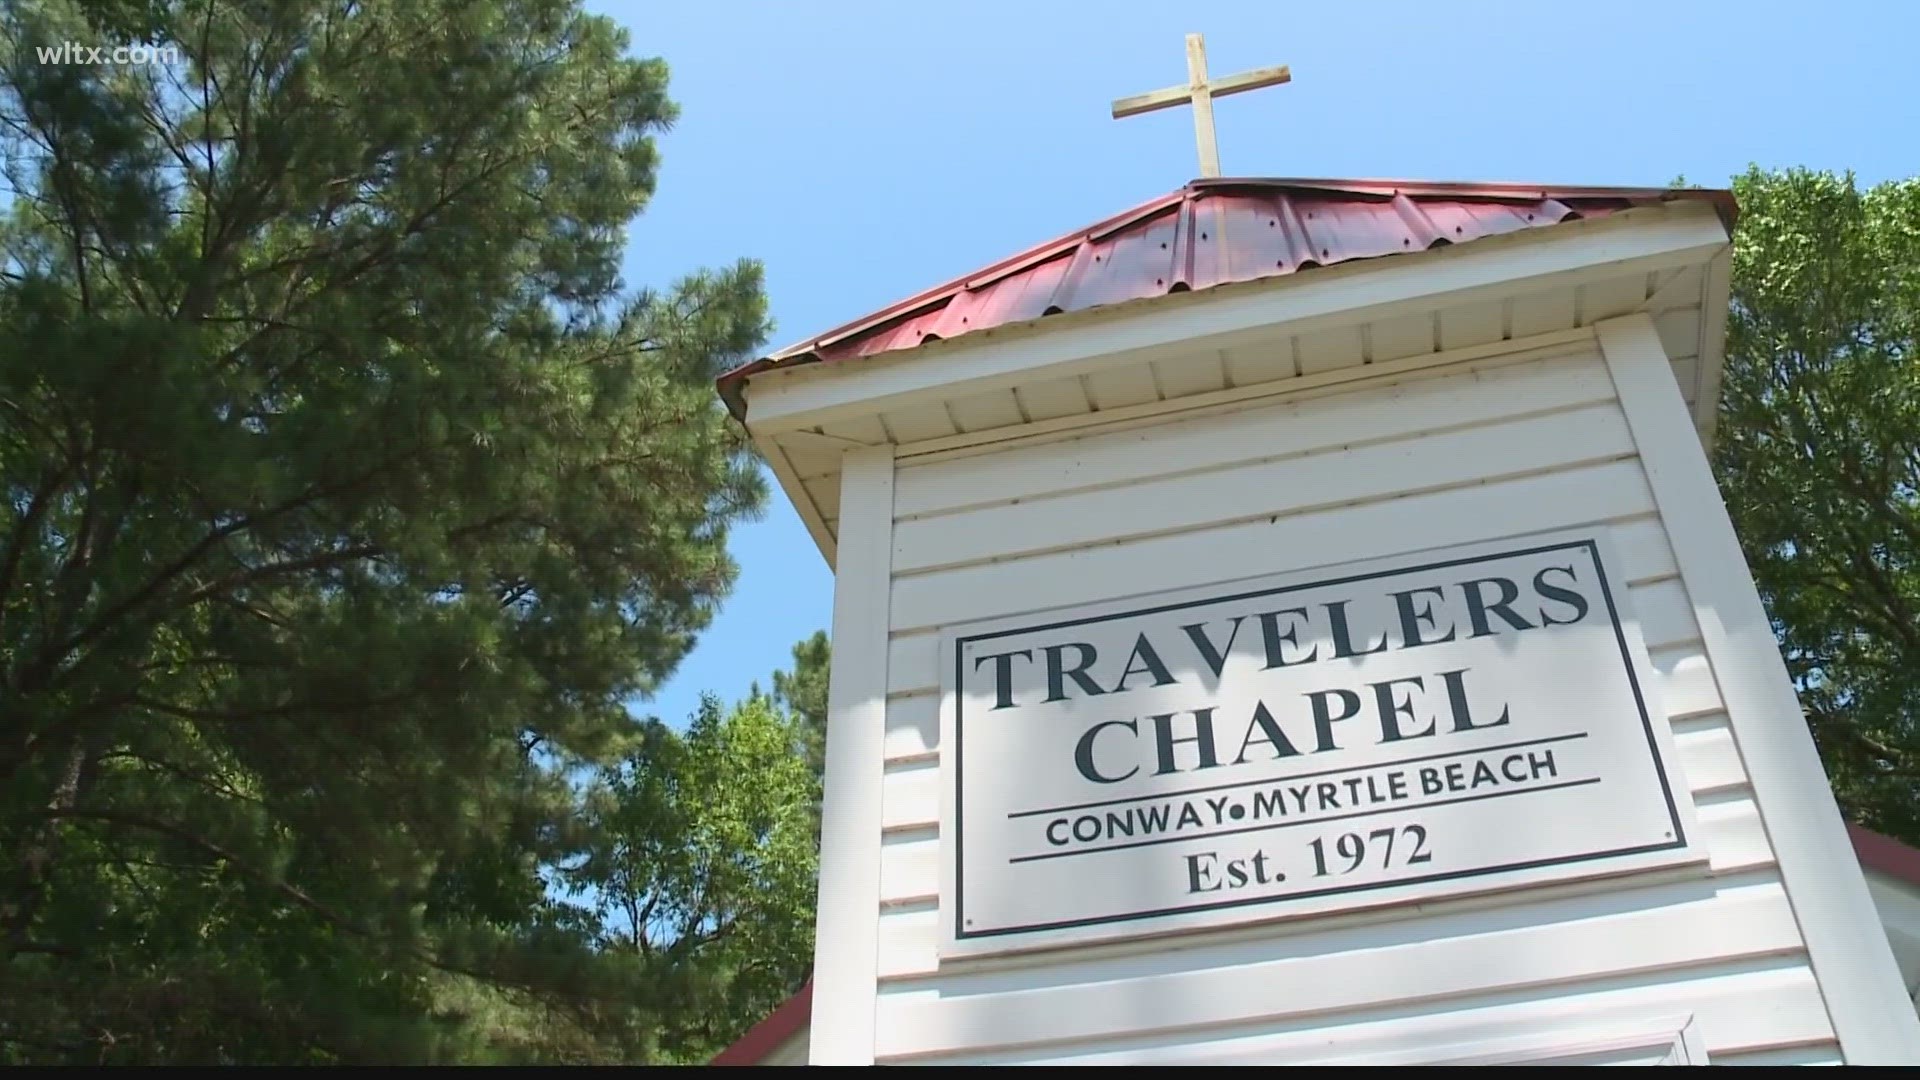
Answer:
[0, 0, 766, 1062]
[772, 629, 830, 782]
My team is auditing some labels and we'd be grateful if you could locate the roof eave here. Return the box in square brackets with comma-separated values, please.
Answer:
[715, 179, 1737, 425]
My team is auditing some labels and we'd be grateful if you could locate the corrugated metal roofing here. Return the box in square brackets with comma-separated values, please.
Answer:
[717, 177, 1736, 419]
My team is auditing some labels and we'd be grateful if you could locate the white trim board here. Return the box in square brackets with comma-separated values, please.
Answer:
[1594, 314, 1920, 1063]
[807, 445, 895, 1065]
[1693, 248, 1734, 448]
[741, 203, 1729, 436]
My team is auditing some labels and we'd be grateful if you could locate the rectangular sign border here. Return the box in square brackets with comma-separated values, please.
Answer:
[946, 535, 1691, 945]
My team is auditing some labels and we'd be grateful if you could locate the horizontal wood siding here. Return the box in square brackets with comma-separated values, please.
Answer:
[775, 311, 1700, 556]
[897, 957, 1833, 1065]
[873, 345, 1832, 1063]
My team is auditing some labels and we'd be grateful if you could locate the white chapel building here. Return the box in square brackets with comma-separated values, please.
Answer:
[709, 175, 1920, 1066]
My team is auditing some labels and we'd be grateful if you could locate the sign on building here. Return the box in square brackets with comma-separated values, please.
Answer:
[940, 532, 1702, 956]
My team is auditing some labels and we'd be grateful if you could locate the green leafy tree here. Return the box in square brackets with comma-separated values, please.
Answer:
[772, 629, 829, 781]
[563, 693, 818, 1063]
[1716, 167, 1920, 841]
[0, 0, 765, 1063]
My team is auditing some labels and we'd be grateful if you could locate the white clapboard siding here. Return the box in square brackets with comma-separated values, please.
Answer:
[878, 832, 939, 906]
[880, 761, 939, 831]
[865, 348, 1819, 1065]
[886, 578, 1690, 700]
[883, 499, 1681, 684]
[885, 635, 938, 697]
[1693, 789, 1774, 874]
[1650, 644, 1719, 720]
[884, 693, 940, 763]
[893, 402, 1635, 572]
[1714, 1044, 1844, 1066]
[901, 958, 1833, 1065]
[889, 457, 1660, 634]
[879, 641, 1721, 771]
[873, 875, 1806, 1058]
[886, 574, 1699, 699]
[1608, 513, 1679, 584]
[892, 351, 1611, 520]
[882, 632, 1708, 772]
[1669, 714, 1746, 795]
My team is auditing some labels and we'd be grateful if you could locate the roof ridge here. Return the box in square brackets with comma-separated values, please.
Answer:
[719, 179, 1735, 420]
[778, 185, 1194, 360]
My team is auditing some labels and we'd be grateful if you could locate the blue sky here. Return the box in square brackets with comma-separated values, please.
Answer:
[588, 0, 1920, 727]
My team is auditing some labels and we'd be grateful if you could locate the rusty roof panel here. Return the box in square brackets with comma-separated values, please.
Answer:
[717, 177, 1736, 419]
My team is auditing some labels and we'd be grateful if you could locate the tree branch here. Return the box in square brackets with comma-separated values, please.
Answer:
[0, 464, 69, 623]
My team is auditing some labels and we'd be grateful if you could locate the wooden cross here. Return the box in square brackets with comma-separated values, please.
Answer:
[1110, 33, 1292, 179]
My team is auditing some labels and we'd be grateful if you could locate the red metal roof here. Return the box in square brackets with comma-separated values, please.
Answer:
[711, 826, 1912, 1064]
[715, 177, 1734, 419]
[708, 980, 812, 1066]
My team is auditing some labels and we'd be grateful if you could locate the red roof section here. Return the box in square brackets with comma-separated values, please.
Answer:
[709, 980, 812, 1066]
[711, 827, 1914, 1065]
[716, 177, 1735, 419]
[1849, 824, 1920, 886]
